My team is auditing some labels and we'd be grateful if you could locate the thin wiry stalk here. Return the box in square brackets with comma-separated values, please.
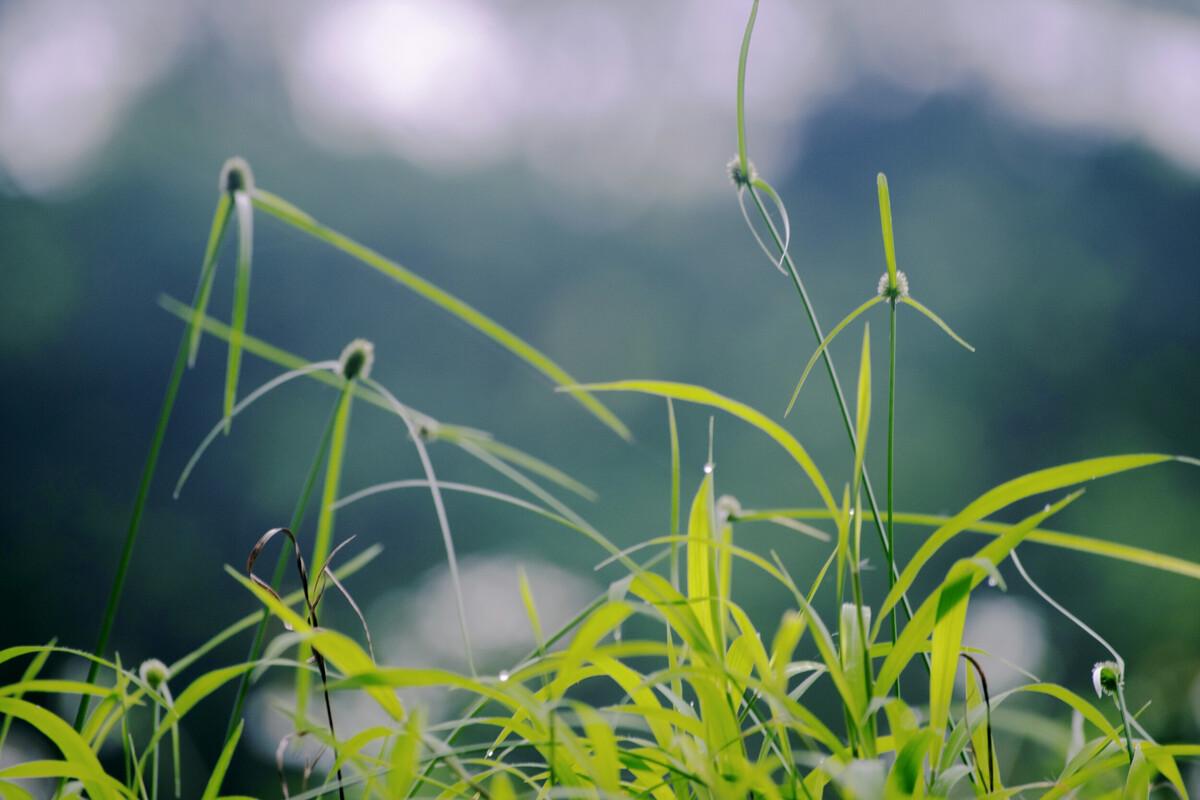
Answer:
[1010, 550, 1136, 762]
[223, 383, 350, 743]
[364, 377, 477, 677]
[745, 186, 919, 633]
[887, 297, 900, 667]
[73, 188, 240, 733]
[73, 331, 190, 733]
[174, 361, 340, 498]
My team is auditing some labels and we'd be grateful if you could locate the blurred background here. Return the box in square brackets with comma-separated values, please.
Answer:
[1, 0, 1198, 793]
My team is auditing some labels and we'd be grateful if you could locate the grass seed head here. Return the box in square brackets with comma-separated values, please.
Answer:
[877, 270, 910, 299]
[219, 156, 255, 195]
[1092, 660, 1122, 698]
[138, 658, 169, 690]
[339, 338, 375, 381]
[727, 155, 757, 188]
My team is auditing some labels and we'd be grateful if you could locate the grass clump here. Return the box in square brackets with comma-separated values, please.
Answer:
[3, 2, 1199, 799]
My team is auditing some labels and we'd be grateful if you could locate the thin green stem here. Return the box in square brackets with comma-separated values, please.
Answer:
[73, 330, 190, 732]
[745, 187, 920, 634]
[735, 0, 760, 177]
[1115, 686, 1136, 764]
[73, 192, 236, 734]
[887, 298, 900, 681]
[222, 383, 349, 743]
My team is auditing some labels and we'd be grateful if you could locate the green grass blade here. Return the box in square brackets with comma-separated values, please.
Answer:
[311, 381, 354, 585]
[784, 296, 884, 417]
[853, 323, 871, 493]
[165, 296, 599, 501]
[0, 639, 55, 757]
[200, 719, 241, 800]
[898, 296, 975, 353]
[187, 194, 233, 367]
[0, 699, 117, 800]
[561, 380, 836, 515]
[74, 330, 191, 732]
[736, 505, 1200, 581]
[873, 491, 1082, 701]
[735, 0, 760, 177]
[686, 473, 718, 651]
[171, 544, 381, 678]
[440, 434, 595, 501]
[929, 569, 972, 764]
[222, 190, 254, 434]
[876, 173, 898, 289]
[251, 188, 630, 440]
[223, 383, 348, 744]
[668, 399, 681, 586]
[876, 454, 1174, 631]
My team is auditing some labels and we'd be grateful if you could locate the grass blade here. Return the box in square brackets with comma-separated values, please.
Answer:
[898, 296, 974, 353]
[876, 454, 1175, 631]
[200, 719, 242, 800]
[250, 188, 630, 440]
[734, 0, 760, 177]
[560, 380, 836, 516]
[734, 506, 1200, 581]
[784, 296, 884, 417]
[221, 190, 255, 434]
[876, 173, 898, 289]
[187, 193, 233, 367]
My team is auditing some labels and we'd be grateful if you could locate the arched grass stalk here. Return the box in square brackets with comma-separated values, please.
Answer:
[1010, 550, 1137, 763]
[161, 295, 599, 505]
[70, 180, 243, 731]
[361, 375, 477, 676]
[731, 0, 922, 658]
[247, 187, 630, 441]
[173, 360, 340, 498]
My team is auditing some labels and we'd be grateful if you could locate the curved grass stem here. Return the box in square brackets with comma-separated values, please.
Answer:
[73, 330, 190, 733]
[887, 298, 900, 672]
[744, 186, 920, 640]
[223, 383, 349, 743]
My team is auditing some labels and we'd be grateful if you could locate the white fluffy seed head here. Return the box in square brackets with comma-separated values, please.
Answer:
[716, 494, 743, 523]
[877, 270, 910, 298]
[219, 156, 255, 195]
[339, 338, 375, 381]
[1092, 661, 1122, 698]
[138, 658, 169, 690]
[726, 156, 757, 188]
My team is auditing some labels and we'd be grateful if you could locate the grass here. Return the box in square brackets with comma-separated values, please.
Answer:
[4, 3, 1200, 798]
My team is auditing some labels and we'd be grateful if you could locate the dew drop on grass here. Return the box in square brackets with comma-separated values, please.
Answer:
[486, 749, 495, 759]
[498, 670, 510, 683]
[703, 462, 714, 474]
[987, 576, 998, 587]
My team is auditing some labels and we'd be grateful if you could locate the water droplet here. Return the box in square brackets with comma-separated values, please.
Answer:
[498, 670, 510, 683]
[703, 462, 714, 474]
[987, 576, 998, 587]
[614, 624, 623, 642]
[848, 508, 855, 517]
[486, 749, 495, 759]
